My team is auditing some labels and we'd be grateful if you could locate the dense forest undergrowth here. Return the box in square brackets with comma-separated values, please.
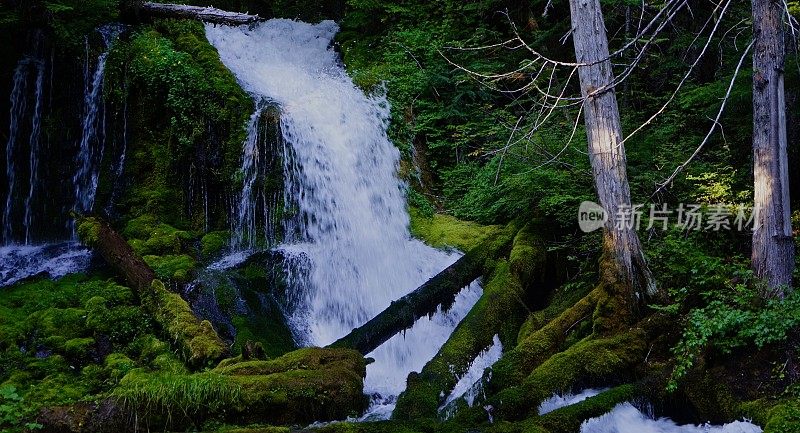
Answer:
[0, 0, 799, 431]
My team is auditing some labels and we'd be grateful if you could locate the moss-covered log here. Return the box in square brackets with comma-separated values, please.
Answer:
[487, 286, 602, 394]
[393, 259, 534, 419]
[536, 383, 639, 432]
[77, 216, 156, 293]
[76, 215, 228, 366]
[138, 3, 264, 25]
[329, 225, 518, 355]
[491, 328, 648, 420]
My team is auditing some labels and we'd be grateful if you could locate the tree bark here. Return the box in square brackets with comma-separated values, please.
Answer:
[752, 0, 794, 296]
[329, 227, 517, 355]
[138, 3, 263, 25]
[568, 0, 656, 301]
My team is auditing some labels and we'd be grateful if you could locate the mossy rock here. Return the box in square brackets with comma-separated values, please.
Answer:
[536, 384, 639, 432]
[143, 254, 197, 282]
[508, 220, 547, 291]
[214, 347, 365, 377]
[489, 286, 601, 394]
[202, 231, 231, 258]
[63, 337, 96, 359]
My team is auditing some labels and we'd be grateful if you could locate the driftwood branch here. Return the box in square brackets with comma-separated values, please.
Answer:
[329, 227, 517, 355]
[140, 2, 264, 25]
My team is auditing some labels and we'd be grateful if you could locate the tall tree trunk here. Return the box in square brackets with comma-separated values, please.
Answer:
[752, 0, 794, 296]
[568, 0, 656, 301]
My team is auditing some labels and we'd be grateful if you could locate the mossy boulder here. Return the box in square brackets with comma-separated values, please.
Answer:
[202, 230, 231, 258]
[113, 347, 368, 428]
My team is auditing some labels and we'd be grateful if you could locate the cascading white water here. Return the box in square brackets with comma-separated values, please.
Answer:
[438, 334, 504, 420]
[206, 19, 482, 417]
[22, 59, 45, 245]
[229, 104, 282, 251]
[2, 58, 30, 244]
[72, 24, 122, 222]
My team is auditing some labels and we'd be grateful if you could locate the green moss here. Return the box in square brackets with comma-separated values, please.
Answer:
[214, 348, 365, 377]
[508, 221, 546, 290]
[76, 217, 102, 247]
[489, 286, 601, 394]
[124, 214, 194, 256]
[202, 231, 231, 258]
[142, 280, 227, 367]
[63, 337, 95, 358]
[409, 207, 501, 251]
[762, 401, 800, 433]
[143, 254, 197, 282]
[114, 347, 367, 426]
[27, 307, 88, 340]
[394, 260, 528, 420]
[104, 353, 136, 382]
[493, 329, 647, 420]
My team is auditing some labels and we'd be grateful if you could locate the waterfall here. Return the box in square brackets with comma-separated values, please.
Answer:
[72, 24, 122, 223]
[23, 59, 45, 244]
[3, 33, 45, 245]
[206, 20, 482, 417]
[2, 59, 30, 244]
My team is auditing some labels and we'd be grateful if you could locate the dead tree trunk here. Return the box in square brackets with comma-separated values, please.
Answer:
[329, 227, 517, 355]
[138, 3, 263, 25]
[568, 0, 656, 302]
[751, 0, 794, 296]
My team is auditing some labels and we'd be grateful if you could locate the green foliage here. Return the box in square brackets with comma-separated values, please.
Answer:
[0, 385, 42, 432]
[669, 286, 800, 391]
[0, 275, 161, 427]
[105, 20, 252, 230]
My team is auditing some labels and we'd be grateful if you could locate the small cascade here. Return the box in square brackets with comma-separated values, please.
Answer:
[3, 33, 45, 245]
[437, 335, 504, 421]
[72, 24, 123, 225]
[230, 102, 283, 251]
[207, 19, 482, 417]
[22, 58, 45, 244]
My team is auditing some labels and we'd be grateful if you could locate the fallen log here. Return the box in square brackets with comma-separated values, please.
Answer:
[75, 214, 155, 292]
[75, 215, 228, 366]
[139, 2, 263, 25]
[329, 224, 518, 355]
